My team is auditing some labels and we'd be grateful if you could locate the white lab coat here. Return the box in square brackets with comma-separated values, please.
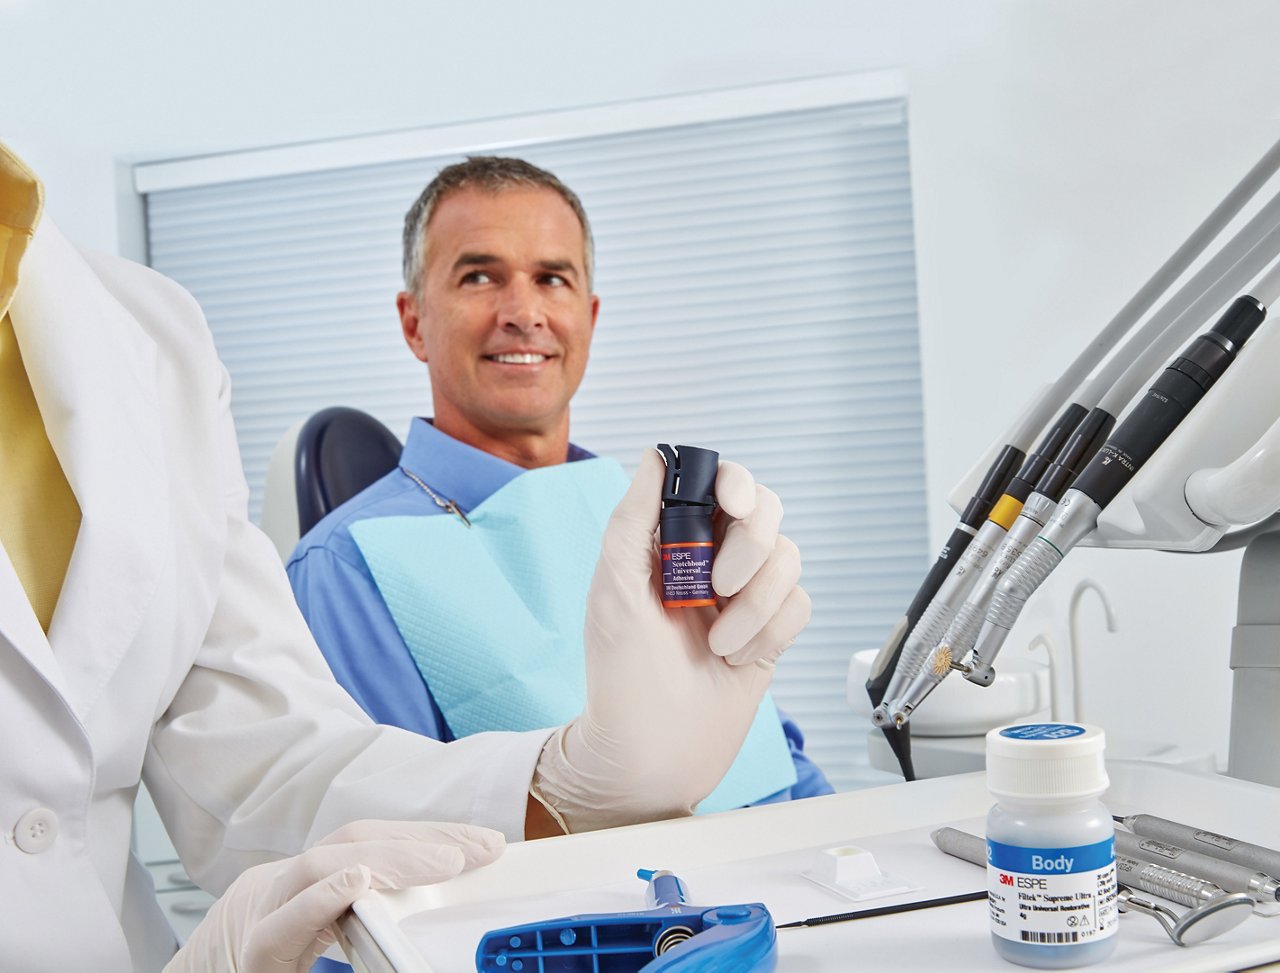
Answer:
[1, 217, 551, 971]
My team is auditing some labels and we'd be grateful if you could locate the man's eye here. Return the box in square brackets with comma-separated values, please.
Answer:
[542, 274, 568, 287]
[461, 271, 493, 285]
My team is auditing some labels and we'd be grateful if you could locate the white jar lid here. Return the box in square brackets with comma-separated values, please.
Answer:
[986, 722, 1108, 800]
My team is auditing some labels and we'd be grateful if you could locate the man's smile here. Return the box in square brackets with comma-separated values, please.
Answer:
[484, 351, 554, 365]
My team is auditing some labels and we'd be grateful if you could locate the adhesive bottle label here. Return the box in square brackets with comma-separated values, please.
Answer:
[987, 838, 1118, 946]
[661, 542, 714, 607]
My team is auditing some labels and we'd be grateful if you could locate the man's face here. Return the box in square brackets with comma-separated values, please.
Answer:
[398, 187, 599, 447]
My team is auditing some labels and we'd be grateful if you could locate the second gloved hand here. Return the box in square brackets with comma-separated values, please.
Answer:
[166, 820, 503, 973]
[532, 449, 810, 832]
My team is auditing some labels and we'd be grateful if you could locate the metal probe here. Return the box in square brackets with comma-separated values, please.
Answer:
[1116, 813, 1280, 881]
[1115, 830, 1280, 902]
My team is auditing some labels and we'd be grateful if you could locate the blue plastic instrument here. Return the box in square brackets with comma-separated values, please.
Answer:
[474, 868, 777, 971]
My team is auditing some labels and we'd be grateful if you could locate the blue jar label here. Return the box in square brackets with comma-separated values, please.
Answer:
[999, 723, 1086, 740]
[988, 837, 1118, 947]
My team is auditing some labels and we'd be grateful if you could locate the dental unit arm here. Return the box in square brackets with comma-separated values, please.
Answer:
[855, 127, 1280, 782]
[858, 136, 1280, 780]
[908, 281, 1280, 784]
[474, 869, 777, 972]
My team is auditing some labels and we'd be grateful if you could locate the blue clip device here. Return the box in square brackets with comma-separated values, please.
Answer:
[475, 868, 777, 971]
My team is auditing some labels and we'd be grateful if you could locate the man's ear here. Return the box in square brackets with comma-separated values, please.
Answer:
[589, 294, 601, 333]
[397, 291, 429, 363]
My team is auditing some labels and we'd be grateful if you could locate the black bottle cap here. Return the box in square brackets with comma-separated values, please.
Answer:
[657, 444, 719, 507]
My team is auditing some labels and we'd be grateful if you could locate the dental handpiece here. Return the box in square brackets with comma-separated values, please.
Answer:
[1117, 813, 1280, 881]
[1116, 829, 1280, 902]
[931, 827, 1226, 908]
[863, 441, 1026, 777]
[964, 295, 1269, 686]
[873, 518, 1003, 726]
[1115, 855, 1229, 908]
[892, 409, 1117, 723]
[873, 406, 1086, 726]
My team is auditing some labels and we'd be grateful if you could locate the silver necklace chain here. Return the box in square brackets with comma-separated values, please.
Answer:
[398, 465, 472, 528]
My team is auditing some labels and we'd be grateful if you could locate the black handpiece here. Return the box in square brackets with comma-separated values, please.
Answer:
[1033, 406, 1117, 503]
[1071, 296, 1265, 507]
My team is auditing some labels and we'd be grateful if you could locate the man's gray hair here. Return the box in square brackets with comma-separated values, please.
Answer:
[401, 156, 595, 296]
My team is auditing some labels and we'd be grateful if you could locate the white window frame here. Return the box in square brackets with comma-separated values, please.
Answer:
[135, 72, 906, 193]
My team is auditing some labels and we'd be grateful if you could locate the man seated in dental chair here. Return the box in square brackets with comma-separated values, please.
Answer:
[287, 156, 832, 812]
[0, 140, 811, 972]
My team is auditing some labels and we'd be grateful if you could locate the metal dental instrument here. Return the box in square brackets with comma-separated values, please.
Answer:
[931, 827, 1256, 947]
[1115, 887, 1256, 947]
[1116, 813, 1280, 880]
[1115, 829, 1280, 902]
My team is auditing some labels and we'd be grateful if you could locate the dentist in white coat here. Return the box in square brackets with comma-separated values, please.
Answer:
[0, 142, 810, 972]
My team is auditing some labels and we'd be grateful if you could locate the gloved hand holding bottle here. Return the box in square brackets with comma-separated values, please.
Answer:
[532, 448, 810, 832]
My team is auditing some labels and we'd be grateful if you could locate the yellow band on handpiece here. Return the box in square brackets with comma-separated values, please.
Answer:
[988, 494, 1025, 530]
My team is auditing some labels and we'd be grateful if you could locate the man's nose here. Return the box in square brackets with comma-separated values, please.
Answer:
[498, 277, 546, 332]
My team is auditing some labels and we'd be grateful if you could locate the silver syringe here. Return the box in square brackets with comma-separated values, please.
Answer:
[931, 827, 1229, 907]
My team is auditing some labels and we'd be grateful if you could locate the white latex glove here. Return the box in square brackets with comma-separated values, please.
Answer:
[165, 820, 503, 972]
[532, 449, 810, 832]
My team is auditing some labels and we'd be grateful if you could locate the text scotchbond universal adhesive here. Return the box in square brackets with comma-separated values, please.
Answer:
[657, 444, 718, 608]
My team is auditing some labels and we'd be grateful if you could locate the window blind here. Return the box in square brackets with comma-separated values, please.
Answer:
[144, 98, 928, 791]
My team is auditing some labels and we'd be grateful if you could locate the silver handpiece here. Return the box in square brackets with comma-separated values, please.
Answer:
[1115, 854, 1226, 907]
[930, 827, 1226, 907]
[1118, 813, 1280, 882]
[1115, 829, 1280, 902]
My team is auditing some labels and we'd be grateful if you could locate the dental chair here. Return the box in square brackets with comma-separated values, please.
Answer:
[260, 406, 402, 560]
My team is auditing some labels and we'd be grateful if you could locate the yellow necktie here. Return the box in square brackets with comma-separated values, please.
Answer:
[0, 311, 82, 632]
[0, 144, 82, 634]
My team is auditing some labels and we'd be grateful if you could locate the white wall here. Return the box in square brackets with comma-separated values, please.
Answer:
[7, 0, 1279, 766]
[905, 1, 1280, 766]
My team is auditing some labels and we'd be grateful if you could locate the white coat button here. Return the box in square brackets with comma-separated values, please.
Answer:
[14, 808, 59, 854]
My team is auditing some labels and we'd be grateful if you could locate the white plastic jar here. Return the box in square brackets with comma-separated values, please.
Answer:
[986, 723, 1118, 968]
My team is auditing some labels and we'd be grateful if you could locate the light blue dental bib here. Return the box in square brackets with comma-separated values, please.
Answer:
[349, 457, 796, 813]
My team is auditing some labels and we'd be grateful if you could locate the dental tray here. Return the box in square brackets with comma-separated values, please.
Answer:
[339, 761, 1280, 972]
